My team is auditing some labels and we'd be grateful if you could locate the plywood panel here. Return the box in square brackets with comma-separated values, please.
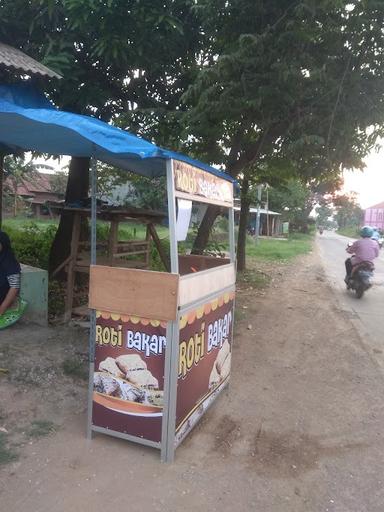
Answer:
[179, 264, 236, 307]
[89, 265, 179, 321]
[179, 254, 230, 275]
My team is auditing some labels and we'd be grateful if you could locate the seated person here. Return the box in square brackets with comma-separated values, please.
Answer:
[0, 230, 21, 316]
[345, 226, 379, 281]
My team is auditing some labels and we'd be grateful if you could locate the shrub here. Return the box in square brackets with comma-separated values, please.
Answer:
[3, 222, 57, 269]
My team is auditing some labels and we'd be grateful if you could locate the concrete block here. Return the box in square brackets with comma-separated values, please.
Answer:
[20, 264, 48, 326]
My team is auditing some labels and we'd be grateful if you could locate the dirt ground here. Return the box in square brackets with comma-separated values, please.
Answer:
[1, 246, 384, 512]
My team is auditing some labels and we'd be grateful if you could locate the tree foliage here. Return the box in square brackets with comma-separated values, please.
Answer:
[315, 200, 334, 228]
[333, 192, 363, 229]
[183, 0, 384, 268]
[268, 179, 313, 231]
[2, 1, 384, 270]
[3, 156, 39, 216]
[1, 0, 201, 135]
[0, 0, 201, 272]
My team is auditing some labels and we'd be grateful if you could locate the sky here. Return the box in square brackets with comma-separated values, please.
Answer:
[343, 148, 384, 209]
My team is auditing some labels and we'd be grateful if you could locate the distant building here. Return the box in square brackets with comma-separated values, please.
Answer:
[364, 201, 384, 231]
[235, 206, 282, 236]
[5, 172, 64, 217]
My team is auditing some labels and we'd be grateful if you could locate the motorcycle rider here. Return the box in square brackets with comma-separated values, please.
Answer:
[371, 227, 381, 245]
[345, 226, 379, 283]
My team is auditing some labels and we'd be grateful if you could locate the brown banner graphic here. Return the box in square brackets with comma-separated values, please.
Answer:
[173, 160, 233, 206]
[92, 312, 166, 443]
[175, 291, 235, 445]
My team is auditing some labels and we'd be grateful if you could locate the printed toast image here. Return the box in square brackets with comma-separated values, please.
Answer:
[94, 353, 163, 414]
[209, 339, 231, 389]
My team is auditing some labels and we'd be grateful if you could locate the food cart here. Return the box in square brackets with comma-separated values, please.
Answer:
[88, 159, 236, 462]
[0, 83, 237, 462]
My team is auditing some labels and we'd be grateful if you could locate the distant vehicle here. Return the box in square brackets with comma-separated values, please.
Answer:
[371, 227, 382, 248]
[345, 241, 375, 299]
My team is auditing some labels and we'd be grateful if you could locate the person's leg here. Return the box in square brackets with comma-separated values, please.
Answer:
[345, 258, 352, 279]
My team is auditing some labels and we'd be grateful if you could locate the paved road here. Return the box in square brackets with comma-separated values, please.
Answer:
[317, 230, 384, 352]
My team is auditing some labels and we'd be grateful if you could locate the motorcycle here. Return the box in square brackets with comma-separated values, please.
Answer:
[345, 243, 374, 298]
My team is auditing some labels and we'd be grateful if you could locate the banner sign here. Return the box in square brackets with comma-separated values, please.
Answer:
[175, 290, 235, 445]
[173, 160, 234, 206]
[92, 311, 167, 443]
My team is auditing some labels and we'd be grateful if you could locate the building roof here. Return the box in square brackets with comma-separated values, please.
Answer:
[234, 206, 281, 216]
[0, 42, 61, 79]
[365, 201, 384, 210]
[5, 172, 63, 202]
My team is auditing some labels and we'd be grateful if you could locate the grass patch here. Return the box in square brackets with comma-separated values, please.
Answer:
[237, 268, 271, 289]
[246, 233, 313, 261]
[28, 420, 57, 438]
[234, 307, 247, 323]
[337, 226, 359, 238]
[3, 217, 58, 230]
[0, 432, 18, 465]
[62, 357, 88, 380]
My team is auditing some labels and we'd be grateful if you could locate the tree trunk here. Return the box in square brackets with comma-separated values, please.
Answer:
[0, 153, 3, 229]
[236, 178, 250, 272]
[49, 157, 90, 277]
[191, 204, 221, 255]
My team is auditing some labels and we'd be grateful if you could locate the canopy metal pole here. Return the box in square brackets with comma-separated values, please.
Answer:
[87, 157, 97, 440]
[90, 158, 97, 265]
[166, 159, 178, 274]
[162, 158, 179, 462]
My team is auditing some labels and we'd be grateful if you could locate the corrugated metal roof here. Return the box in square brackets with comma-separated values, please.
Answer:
[234, 206, 281, 215]
[0, 42, 61, 79]
[365, 201, 384, 210]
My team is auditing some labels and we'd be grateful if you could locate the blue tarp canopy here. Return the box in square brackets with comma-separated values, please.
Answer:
[0, 83, 234, 183]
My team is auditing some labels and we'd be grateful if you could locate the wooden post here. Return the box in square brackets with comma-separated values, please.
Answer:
[145, 224, 151, 267]
[64, 212, 81, 322]
[148, 223, 170, 272]
[108, 220, 118, 266]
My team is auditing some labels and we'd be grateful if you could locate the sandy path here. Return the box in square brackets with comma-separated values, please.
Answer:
[1, 249, 384, 512]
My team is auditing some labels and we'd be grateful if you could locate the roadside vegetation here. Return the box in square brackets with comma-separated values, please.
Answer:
[337, 226, 359, 239]
[246, 232, 314, 262]
[28, 420, 58, 439]
[2, 216, 314, 320]
[0, 432, 18, 466]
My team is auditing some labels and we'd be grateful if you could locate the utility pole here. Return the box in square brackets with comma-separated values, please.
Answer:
[266, 186, 270, 237]
[255, 184, 262, 245]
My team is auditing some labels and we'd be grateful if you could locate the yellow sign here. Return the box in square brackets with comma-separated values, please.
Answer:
[173, 160, 233, 206]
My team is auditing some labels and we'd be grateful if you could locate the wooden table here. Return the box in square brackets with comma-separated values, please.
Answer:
[50, 205, 169, 321]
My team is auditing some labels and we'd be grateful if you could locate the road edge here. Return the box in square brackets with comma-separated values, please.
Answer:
[315, 235, 384, 370]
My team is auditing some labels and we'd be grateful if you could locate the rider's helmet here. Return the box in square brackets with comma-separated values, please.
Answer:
[360, 226, 374, 238]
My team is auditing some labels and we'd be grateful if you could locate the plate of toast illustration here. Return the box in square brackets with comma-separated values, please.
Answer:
[93, 354, 163, 416]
